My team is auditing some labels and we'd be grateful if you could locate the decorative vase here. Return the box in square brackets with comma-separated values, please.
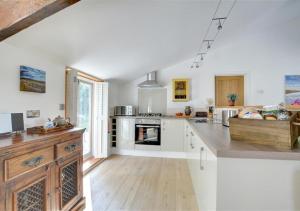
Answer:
[228, 100, 235, 106]
[208, 106, 214, 114]
[185, 106, 192, 116]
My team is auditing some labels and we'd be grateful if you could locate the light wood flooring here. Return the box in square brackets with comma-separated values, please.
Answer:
[83, 155, 199, 211]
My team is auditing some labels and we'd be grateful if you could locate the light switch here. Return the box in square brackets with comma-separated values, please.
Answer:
[59, 104, 65, 111]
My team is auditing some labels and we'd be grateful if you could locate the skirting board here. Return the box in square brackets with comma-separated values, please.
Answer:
[111, 148, 186, 159]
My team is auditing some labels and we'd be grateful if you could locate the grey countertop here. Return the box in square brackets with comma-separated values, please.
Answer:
[188, 120, 300, 161]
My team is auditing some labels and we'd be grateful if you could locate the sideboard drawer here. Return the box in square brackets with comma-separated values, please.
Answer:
[4, 146, 54, 181]
[56, 138, 82, 159]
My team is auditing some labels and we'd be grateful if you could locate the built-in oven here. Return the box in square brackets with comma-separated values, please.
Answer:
[135, 119, 161, 145]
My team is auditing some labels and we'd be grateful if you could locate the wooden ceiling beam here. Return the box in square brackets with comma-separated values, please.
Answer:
[0, 0, 80, 42]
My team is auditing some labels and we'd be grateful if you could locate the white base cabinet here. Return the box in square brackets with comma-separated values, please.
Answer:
[161, 119, 184, 152]
[116, 118, 135, 150]
[185, 122, 217, 211]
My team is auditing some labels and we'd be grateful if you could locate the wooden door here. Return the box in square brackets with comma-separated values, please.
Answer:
[56, 156, 83, 211]
[215, 76, 244, 107]
[5, 165, 52, 211]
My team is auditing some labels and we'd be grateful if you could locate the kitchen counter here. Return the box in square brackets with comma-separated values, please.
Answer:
[188, 120, 300, 160]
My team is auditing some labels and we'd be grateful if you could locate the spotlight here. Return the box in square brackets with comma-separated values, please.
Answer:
[217, 19, 222, 30]
[212, 17, 226, 31]
[198, 53, 206, 61]
[203, 40, 214, 50]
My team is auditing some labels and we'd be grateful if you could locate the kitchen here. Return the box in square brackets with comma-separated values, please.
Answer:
[0, 0, 300, 211]
[110, 71, 300, 211]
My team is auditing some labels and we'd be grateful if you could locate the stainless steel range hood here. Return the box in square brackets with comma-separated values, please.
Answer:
[138, 71, 161, 88]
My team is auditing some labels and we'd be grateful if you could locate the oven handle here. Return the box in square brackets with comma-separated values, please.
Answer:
[136, 125, 160, 128]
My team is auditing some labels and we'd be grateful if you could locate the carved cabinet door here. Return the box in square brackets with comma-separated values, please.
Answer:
[55, 156, 83, 211]
[5, 165, 52, 211]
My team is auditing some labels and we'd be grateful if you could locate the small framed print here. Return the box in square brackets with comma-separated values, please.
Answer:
[172, 79, 190, 102]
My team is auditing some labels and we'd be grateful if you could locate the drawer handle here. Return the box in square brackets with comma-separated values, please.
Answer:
[22, 156, 44, 167]
[64, 143, 79, 152]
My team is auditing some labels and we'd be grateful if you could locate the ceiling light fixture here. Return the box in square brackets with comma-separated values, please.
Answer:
[191, 62, 201, 69]
[190, 62, 196, 69]
[198, 53, 206, 61]
[203, 40, 214, 49]
[212, 17, 227, 31]
[190, 0, 237, 70]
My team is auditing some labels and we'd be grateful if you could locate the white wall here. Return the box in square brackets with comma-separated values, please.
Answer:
[108, 81, 122, 115]
[117, 13, 300, 114]
[0, 42, 65, 128]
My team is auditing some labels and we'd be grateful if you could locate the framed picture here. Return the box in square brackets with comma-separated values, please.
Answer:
[285, 75, 300, 108]
[26, 110, 40, 118]
[172, 79, 190, 102]
[20, 65, 46, 93]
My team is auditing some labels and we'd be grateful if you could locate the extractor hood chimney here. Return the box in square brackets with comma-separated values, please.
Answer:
[138, 71, 161, 88]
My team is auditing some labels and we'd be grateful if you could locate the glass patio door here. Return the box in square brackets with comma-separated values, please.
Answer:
[77, 80, 93, 159]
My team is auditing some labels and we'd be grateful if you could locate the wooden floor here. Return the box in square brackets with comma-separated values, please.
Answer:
[83, 155, 199, 211]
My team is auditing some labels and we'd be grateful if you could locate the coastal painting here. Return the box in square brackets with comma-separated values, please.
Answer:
[20, 66, 46, 93]
[285, 75, 300, 107]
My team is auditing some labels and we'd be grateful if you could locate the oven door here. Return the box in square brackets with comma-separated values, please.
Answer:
[135, 124, 161, 145]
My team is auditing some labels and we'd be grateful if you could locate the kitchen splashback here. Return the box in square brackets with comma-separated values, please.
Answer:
[138, 88, 167, 114]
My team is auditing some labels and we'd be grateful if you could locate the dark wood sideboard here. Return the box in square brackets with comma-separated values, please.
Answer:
[0, 128, 86, 211]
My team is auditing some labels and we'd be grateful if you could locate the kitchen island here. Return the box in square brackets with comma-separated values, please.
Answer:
[186, 120, 300, 211]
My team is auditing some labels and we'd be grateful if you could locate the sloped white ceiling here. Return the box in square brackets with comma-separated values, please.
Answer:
[4, 0, 291, 81]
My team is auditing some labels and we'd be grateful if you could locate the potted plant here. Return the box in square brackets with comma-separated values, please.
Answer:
[227, 93, 238, 106]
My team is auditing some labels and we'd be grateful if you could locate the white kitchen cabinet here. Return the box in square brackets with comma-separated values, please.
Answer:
[185, 125, 217, 211]
[161, 119, 184, 152]
[198, 137, 217, 211]
[116, 118, 135, 150]
[184, 121, 191, 153]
